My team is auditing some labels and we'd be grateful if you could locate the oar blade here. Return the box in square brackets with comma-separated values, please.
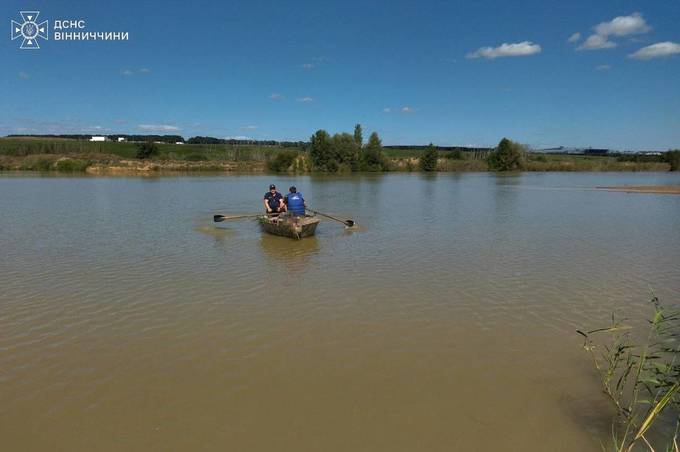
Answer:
[309, 208, 355, 228]
[214, 215, 226, 222]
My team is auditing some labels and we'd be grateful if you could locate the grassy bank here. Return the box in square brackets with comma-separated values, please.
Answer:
[0, 138, 671, 173]
[0, 138, 289, 173]
[386, 152, 668, 172]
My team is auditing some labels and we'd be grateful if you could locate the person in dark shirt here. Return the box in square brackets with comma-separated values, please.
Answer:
[263, 184, 284, 214]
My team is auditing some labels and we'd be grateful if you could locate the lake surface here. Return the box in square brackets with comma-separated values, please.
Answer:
[1, 172, 679, 451]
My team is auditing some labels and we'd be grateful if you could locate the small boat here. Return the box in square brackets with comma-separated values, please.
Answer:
[258, 214, 320, 239]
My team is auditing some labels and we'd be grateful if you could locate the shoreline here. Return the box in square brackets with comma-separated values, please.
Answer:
[1, 138, 674, 173]
[0, 154, 672, 174]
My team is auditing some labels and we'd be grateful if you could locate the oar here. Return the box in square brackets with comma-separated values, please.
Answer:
[214, 213, 279, 222]
[308, 209, 355, 227]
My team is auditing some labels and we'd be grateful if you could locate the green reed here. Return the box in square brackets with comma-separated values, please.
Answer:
[578, 294, 680, 451]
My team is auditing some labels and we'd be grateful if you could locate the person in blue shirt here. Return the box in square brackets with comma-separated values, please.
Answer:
[263, 184, 284, 214]
[284, 186, 306, 216]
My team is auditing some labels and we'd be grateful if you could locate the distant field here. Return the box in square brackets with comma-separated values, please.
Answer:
[384, 147, 668, 171]
[0, 138, 296, 161]
[523, 153, 668, 171]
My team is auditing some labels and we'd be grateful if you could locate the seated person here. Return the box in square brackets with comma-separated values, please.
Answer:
[263, 184, 284, 214]
[284, 186, 306, 217]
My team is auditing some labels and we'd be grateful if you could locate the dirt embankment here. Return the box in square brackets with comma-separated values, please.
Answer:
[0, 154, 266, 174]
[85, 159, 266, 174]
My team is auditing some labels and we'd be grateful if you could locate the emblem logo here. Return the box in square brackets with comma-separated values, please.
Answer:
[11, 11, 48, 49]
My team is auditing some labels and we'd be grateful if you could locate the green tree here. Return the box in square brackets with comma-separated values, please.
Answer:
[309, 129, 335, 171]
[332, 133, 360, 171]
[487, 138, 526, 171]
[664, 150, 680, 171]
[267, 150, 299, 172]
[136, 141, 159, 159]
[419, 143, 439, 171]
[361, 131, 387, 171]
[353, 124, 363, 146]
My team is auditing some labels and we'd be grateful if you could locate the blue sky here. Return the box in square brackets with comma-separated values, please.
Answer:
[1, 0, 679, 150]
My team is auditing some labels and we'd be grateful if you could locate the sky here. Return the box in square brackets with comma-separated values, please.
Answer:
[1, 0, 679, 150]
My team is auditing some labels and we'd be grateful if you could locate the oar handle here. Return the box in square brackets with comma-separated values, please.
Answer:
[214, 212, 281, 222]
[308, 209, 355, 227]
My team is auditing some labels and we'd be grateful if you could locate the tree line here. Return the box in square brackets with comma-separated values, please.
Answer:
[307, 135, 529, 172]
[110, 135, 184, 143]
[186, 136, 305, 147]
[307, 124, 388, 172]
[385, 144, 492, 152]
[5, 134, 303, 147]
[7, 134, 185, 143]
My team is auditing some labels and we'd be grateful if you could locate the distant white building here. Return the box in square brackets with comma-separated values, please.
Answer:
[175, 142, 184, 145]
[117, 137, 126, 142]
[90, 136, 107, 142]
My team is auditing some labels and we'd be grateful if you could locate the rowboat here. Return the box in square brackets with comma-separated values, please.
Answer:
[258, 214, 320, 239]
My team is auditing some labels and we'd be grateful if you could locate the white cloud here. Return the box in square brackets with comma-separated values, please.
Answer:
[383, 108, 392, 113]
[139, 68, 151, 74]
[568, 32, 581, 43]
[224, 136, 252, 140]
[629, 41, 680, 60]
[578, 13, 651, 52]
[138, 124, 180, 131]
[269, 93, 283, 100]
[467, 41, 541, 59]
[401, 106, 413, 113]
[18, 71, 29, 80]
[300, 63, 315, 69]
[296, 96, 314, 103]
[595, 64, 611, 71]
[594, 12, 650, 37]
[578, 34, 617, 50]
[122, 69, 134, 76]
[241, 125, 258, 130]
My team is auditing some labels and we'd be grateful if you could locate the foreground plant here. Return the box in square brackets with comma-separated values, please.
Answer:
[578, 294, 680, 451]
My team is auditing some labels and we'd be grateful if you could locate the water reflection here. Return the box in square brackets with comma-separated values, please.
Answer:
[492, 173, 522, 222]
[259, 234, 320, 271]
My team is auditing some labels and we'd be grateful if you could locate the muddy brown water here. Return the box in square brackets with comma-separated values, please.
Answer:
[1, 172, 680, 451]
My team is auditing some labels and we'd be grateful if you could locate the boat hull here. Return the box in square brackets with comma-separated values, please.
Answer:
[258, 214, 320, 239]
